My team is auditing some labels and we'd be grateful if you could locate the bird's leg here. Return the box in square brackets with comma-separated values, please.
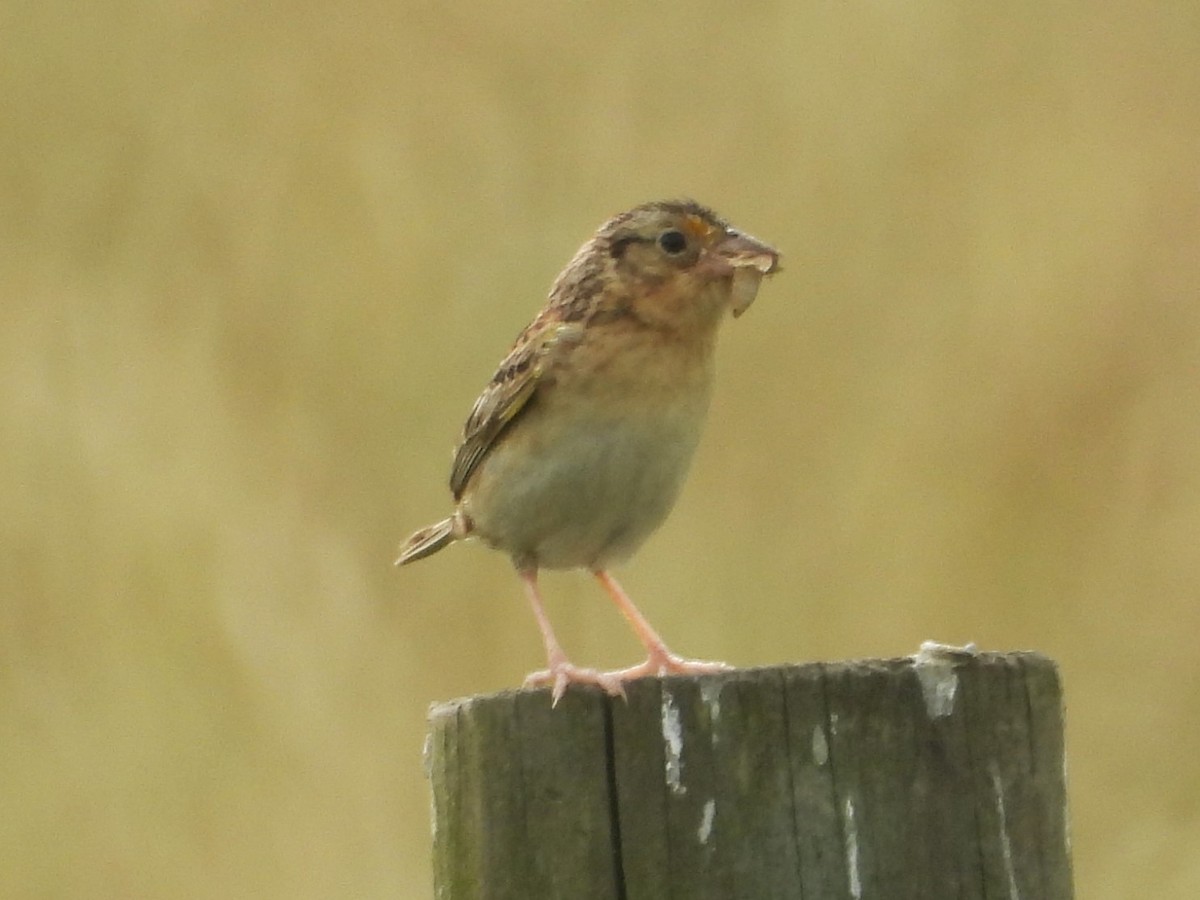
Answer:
[594, 570, 733, 683]
[518, 569, 626, 705]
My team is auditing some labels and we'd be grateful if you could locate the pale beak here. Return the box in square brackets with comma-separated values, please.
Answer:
[711, 231, 781, 318]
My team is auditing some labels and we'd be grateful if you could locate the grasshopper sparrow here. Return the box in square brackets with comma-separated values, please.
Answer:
[397, 200, 780, 704]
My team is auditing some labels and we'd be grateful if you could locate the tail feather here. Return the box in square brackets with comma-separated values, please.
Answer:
[395, 517, 457, 566]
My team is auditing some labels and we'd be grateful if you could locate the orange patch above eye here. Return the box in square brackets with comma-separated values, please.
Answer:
[681, 214, 716, 241]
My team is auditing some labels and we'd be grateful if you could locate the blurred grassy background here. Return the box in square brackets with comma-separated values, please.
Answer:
[2, 2, 1198, 896]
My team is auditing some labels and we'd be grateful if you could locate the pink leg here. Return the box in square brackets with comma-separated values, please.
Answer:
[518, 569, 625, 705]
[594, 570, 732, 682]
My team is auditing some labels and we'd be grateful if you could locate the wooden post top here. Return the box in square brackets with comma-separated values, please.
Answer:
[426, 648, 1073, 900]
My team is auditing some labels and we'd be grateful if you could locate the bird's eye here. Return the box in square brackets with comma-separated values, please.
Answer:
[658, 230, 688, 255]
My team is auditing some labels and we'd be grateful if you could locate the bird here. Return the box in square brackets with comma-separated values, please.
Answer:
[397, 199, 780, 704]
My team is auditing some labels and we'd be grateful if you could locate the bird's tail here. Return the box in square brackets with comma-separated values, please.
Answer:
[395, 516, 458, 566]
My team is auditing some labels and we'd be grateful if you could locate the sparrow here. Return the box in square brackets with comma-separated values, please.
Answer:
[397, 199, 780, 704]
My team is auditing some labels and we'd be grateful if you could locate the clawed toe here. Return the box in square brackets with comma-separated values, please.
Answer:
[524, 661, 627, 706]
[524, 651, 731, 705]
[606, 651, 733, 683]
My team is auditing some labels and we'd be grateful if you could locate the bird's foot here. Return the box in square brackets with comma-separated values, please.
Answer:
[525, 650, 733, 706]
[523, 659, 627, 706]
[605, 649, 734, 684]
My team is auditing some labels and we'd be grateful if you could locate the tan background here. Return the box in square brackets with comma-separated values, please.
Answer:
[3, 3, 1198, 897]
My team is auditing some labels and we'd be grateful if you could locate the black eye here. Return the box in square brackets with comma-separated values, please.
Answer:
[658, 229, 688, 255]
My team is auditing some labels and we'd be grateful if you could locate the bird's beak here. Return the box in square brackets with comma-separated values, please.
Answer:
[710, 231, 781, 318]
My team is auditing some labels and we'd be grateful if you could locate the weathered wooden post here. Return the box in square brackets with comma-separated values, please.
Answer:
[426, 647, 1073, 899]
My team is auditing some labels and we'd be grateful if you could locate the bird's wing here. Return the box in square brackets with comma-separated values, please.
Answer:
[449, 315, 582, 498]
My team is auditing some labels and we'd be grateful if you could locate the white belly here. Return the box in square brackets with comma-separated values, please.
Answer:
[463, 399, 708, 570]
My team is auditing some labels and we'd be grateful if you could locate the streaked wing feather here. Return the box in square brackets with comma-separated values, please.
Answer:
[449, 317, 580, 498]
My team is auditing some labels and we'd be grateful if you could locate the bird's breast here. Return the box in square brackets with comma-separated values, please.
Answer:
[461, 336, 714, 570]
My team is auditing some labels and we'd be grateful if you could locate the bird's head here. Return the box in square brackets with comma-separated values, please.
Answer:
[594, 200, 780, 325]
